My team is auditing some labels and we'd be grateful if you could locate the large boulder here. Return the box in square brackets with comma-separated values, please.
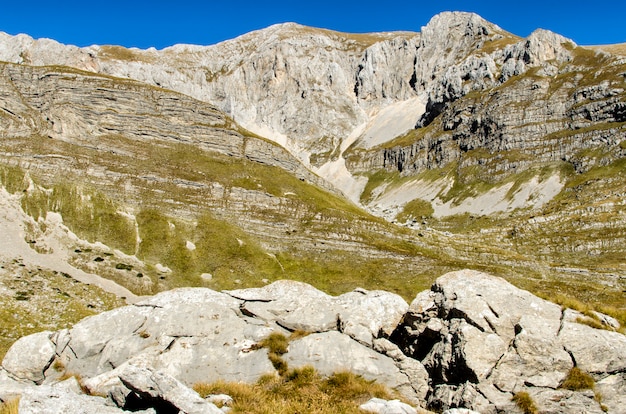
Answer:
[18, 377, 125, 414]
[359, 397, 417, 414]
[390, 269, 619, 413]
[118, 364, 222, 414]
[285, 331, 410, 391]
[227, 281, 409, 346]
[559, 321, 626, 375]
[1, 273, 624, 414]
[2, 331, 56, 384]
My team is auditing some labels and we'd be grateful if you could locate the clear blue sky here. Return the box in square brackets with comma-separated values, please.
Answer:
[1, 1, 624, 49]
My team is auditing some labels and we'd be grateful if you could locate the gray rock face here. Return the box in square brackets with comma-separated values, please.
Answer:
[0, 11, 594, 202]
[1, 272, 624, 414]
[18, 377, 125, 414]
[2, 331, 55, 384]
[284, 331, 410, 390]
[119, 365, 222, 414]
[359, 397, 417, 414]
[390, 269, 622, 413]
[227, 280, 408, 346]
[0, 280, 418, 409]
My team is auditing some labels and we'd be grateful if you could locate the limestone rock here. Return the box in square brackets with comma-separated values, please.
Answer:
[359, 397, 417, 414]
[442, 409, 481, 414]
[2, 331, 56, 384]
[558, 321, 626, 374]
[0, 368, 35, 401]
[205, 394, 234, 407]
[227, 280, 338, 332]
[18, 377, 124, 414]
[528, 387, 606, 414]
[118, 364, 222, 414]
[227, 282, 409, 345]
[595, 373, 626, 413]
[335, 288, 409, 346]
[284, 331, 415, 398]
[2, 273, 625, 413]
[388, 269, 625, 412]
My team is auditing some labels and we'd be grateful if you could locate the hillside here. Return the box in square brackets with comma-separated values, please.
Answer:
[0, 10, 625, 412]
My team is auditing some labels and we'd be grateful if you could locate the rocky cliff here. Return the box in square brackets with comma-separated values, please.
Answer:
[1, 271, 624, 413]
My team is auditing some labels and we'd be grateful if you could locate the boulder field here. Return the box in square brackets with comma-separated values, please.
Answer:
[1, 270, 624, 413]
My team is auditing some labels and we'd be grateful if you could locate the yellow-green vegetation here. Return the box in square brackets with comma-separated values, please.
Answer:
[98, 45, 155, 63]
[135, 209, 281, 290]
[560, 367, 595, 391]
[0, 136, 449, 299]
[559, 367, 608, 412]
[358, 170, 401, 204]
[0, 259, 124, 359]
[194, 330, 399, 413]
[1, 165, 136, 254]
[251, 331, 310, 376]
[512, 391, 538, 414]
[588, 43, 626, 56]
[546, 293, 625, 333]
[193, 367, 392, 414]
[0, 398, 19, 414]
[396, 199, 434, 223]
[253, 332, 291, 375]
[478, 32, 521, 55]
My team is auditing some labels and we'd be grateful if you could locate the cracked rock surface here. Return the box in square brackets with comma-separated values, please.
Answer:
[1, 271, 624, 413]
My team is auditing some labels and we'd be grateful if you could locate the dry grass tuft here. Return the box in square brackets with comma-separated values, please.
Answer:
[560, 367, 595, 391]
[512, 391, 538, 414]
[194, 367, 394, 414]
[0, 398, 19, 414]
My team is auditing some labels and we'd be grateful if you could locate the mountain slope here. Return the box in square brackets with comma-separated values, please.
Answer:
[0, 61, 463, 311]
[0, 11, 624, 358]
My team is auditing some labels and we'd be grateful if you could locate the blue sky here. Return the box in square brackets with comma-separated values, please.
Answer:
[1, 1, 624, 49]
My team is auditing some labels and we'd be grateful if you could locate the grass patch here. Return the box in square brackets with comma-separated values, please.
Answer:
[251, 331, 311, 376]
[10, 173, 138, 254]
[98, 46, 154, 63]
[193, 367, 392, 414]
[257, 332, 290, 356]
[0, 398, 19, 414]
[560, 367, 595, 391]
[396, 199, 434, 222]
[512, 391, 538, 414]
[0, 164, 28, 194]
[0, 261, 124, 359]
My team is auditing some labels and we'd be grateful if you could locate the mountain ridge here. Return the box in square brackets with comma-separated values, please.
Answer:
[0, 10, 625, 413]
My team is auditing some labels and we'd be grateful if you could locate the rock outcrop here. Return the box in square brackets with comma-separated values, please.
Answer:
[1, 271, 623, 413]
[390, 270, 625, 413]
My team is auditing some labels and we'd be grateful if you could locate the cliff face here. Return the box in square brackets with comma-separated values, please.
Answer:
[0, 59, 447, 312]
[0, 23, 423, 166]
[5, 12, 621, 210]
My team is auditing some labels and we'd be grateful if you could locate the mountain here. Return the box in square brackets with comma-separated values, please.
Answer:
[0, 11, 625, 411]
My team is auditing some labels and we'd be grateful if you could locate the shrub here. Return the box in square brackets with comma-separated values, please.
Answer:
[512, 391, 538, 414]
